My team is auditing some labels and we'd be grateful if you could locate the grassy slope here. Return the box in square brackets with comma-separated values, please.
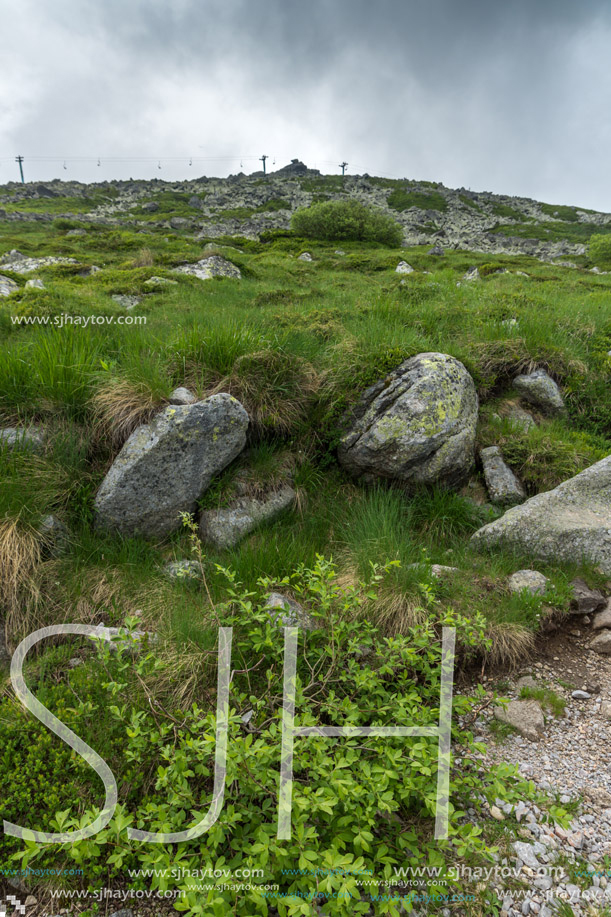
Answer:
[0, 206, 610, 909]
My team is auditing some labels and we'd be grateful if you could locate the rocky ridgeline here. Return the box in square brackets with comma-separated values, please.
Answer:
[1, 159, 610, 258]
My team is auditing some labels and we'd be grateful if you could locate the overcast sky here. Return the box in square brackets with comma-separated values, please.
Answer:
[1, 0, 611, 210]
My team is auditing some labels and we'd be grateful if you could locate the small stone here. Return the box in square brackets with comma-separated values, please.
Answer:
[490, 805, 505, 820]
[395, 261, 414, 274]
[163, 560, 201, 580]
[169, 386, 196, 405]
[593, 602, 611, 630]
[143, 275, 178, 288]
[264, 593, 316, 631]
[513, 841, 541, 869]
[463, 266, 480, 281]
[480, 446, 526, 506]
[25, 277, 45, 290]
[0, 425, 46, 453]
[297, 252, 313, 262]
[513, 369, 565, 415]
[494, 700, 545, 742]
[571, 690, 591, 700]
[111, 293, 141, 310]
[200, 484, 296, 550]
[39, 514, 69, 557]
[591, 630, 611, 655]
[570, 578, 606, 615]
[508, 570, 549, 596]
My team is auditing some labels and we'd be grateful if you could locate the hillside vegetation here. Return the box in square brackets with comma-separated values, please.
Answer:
[0, 175, 610, 915]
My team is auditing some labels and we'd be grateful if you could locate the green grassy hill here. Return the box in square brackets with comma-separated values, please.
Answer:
[0, 179, 610, 915]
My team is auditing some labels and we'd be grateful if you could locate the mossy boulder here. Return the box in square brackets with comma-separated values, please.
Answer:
[94, 395, 249, 537]
[337, 352, 478, 488]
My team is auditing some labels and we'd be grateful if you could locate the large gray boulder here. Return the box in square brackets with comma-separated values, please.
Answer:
[95, 395, 249, 537]
[513, 369, 565, 416]
[471, 455, 611, 574]
[200, 484, 296, 550]
[337, 352, 478, 488]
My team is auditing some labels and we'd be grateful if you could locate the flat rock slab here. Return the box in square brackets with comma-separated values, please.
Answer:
[199, 484, 296, 550]
[173, 255, 241, 281]
[513, 369, 565, 415]
[494, 699, 545, 741]
[338, 352, 478, 488]
[95, 394, 249, 537]
[480, 445, 526, 506]
[471, 455, 611, 574]
[0, 254, 79, 274]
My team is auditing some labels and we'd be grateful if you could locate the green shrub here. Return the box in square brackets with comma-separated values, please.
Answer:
[589, 233, 611, 269]
[11, 560, 533, 915]
[291, 200, 403, 246]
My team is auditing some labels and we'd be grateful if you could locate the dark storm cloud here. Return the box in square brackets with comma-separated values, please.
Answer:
[1, 0, 610, 208]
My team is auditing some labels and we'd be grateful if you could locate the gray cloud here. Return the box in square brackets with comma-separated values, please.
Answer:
[1, 0, 610, 209]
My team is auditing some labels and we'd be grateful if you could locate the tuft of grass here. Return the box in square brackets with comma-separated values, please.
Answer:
[520, 684, 566, 717]
[484, 622, 535, 668]
[215, 348, 320, 436]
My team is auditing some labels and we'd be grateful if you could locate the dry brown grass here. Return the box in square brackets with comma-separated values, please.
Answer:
[484, 621, 535, 668]
[0, 519, 41, 622]
[132, 247, 155, 267]
[91, 377, 168, 449]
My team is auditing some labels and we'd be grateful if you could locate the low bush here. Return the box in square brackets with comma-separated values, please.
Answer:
[589, 233, 611, 269]
[291, 200, 403, 246]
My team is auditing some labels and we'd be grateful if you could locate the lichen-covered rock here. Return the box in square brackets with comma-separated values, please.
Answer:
[338, 352, 478, 488]
[0, 254, 79, 274]
[513, 369, 565, 415]
[173, 255, 241, 281]
[297, 252, 313, 262]
[508, 569, 549, 596]
[395, 261, 413, 274]
[199, 484, 296, 550]
[95, 395, 249, 537]
[0, 274, 18, 297]
[471, 456, 611, 574]
[480, 446, 526, 506]
[25, 278, 45, 291]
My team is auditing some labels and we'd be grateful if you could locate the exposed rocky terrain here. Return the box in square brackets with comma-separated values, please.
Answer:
[2, 159, 611, 260]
